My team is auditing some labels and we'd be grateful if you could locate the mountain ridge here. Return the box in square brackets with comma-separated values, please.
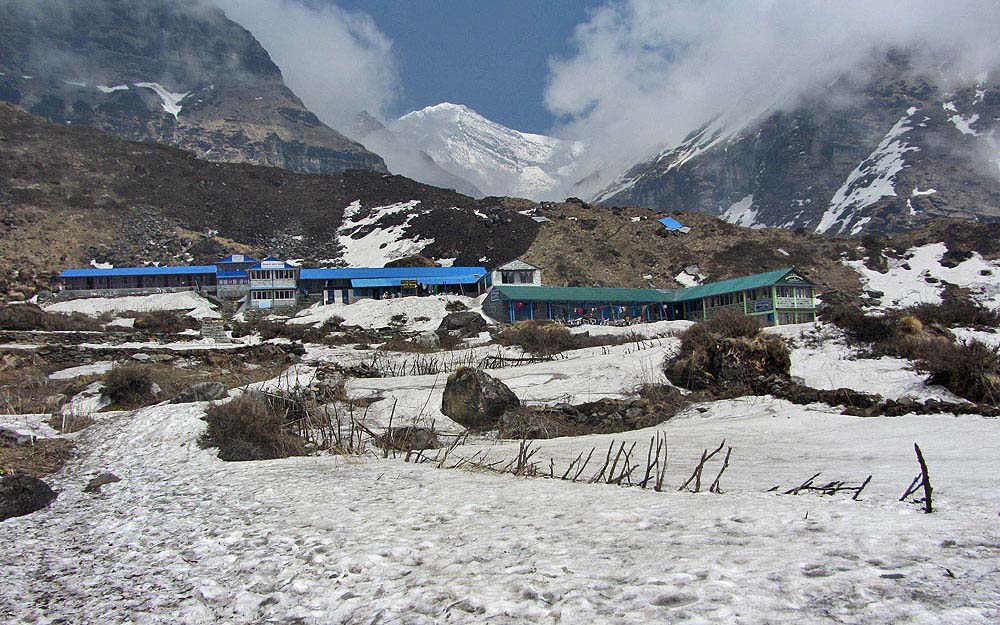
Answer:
[0, 0, 386, 175]
[593, 54, 1000, 234]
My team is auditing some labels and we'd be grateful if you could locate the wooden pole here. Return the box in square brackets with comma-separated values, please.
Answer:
[914, 443, 933, 513]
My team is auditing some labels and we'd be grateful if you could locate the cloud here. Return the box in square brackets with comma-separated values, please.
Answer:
[210, 0, 399, 132]
[546, 0, 1000, 184]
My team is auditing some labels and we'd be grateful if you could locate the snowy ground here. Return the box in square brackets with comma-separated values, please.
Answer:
[2, 394, 998, 624]
[845, 242, 1000, 310]
[45, 291, 220, 320]
[290, 295, 487, 332]
[3, 318, 999, 623]
[773, 323, 964, 403]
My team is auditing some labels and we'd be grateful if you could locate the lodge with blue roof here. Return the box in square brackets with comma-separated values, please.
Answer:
[56, 252, 816, 324]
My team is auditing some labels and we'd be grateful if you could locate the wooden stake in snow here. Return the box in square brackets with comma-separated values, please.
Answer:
[914, 443, 933, 514]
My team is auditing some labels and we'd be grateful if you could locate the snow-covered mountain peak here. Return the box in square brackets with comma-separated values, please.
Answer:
[389, 102, 583, 199]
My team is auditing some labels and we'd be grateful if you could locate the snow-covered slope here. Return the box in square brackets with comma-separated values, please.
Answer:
[389, 103, 583, 200]
[594, 55, 1000, 234]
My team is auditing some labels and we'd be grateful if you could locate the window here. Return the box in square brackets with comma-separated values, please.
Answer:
[502, 270, 534, 284]
[273, 290, 294, 300]
[252, 290, 270, 300]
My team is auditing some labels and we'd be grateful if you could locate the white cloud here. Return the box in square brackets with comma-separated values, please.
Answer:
[211, 0, 399, 131]
[546, 0, 1000, 185]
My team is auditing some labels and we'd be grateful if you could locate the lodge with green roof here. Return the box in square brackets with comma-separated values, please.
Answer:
[483, 267, 817, 326]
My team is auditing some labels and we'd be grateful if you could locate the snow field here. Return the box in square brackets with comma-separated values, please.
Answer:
[2, 392, 997, 624]
[290, 294, 487, 333]
[45, 291, 220, 319]
[845, 242, 1000, 310]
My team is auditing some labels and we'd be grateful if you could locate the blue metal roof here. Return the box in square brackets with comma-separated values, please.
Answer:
[419, 274, 484, 285]
[658, 217, 686, 230]
[59, 265, 216, 278]
[352, 278, 403, 288]
[300, 266, 488, 281]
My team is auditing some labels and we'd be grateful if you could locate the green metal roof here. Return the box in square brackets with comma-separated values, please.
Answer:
[672, 268, 803, 302]
[493, 268, 813, 305]
[493, 285, 674, 303]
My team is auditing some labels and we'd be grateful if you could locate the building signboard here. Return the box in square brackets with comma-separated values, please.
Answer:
[754, 299, 772, 312]
[401, 280, 418, 289]
[260, 261, 286, 270]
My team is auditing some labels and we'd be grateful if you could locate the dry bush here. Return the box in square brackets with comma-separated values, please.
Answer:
[496, 320, 575, 355]
[102, 365, 153, 408]
[200, 393, 307, 461]
[496, 320, 639, 355]
[445, 300, 468, 312]
[917, 340, 1000, 405]
[666, 314, 789, 392]
[132, 310, 201, 334]
[47, 413, 95, 434]
[0, 439, 76, 477]
[906, 296, 1000, 329]
[823, 304, 896, 344]
[379, 426, 442, 451]
[498, 407, 572, 439]
[0, 304, 100, 331]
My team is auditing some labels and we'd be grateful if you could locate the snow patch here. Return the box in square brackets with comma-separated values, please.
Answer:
[97, 84, 129, 94]
[134, 82, 189, 119]
[845, 242, 1000, 309]
[337, 200, 433, 266]
[720, 194, 760, 228]
[818, 111, 918, 234]
[45, 291, 220, 319]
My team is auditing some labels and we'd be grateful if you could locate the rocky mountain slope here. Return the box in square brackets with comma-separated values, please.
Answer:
[5, 101, 1000, 306]
[0, 0, 385, 175]
[388, 103, 583, 200]
[595, 54, 1000, 235]
[0, 103, 537, 297]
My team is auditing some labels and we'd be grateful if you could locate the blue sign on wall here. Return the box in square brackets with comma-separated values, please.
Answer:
[754, 299, 772, 312]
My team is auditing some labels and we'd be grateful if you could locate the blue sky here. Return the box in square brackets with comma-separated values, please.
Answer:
[333, 0, 602, 133]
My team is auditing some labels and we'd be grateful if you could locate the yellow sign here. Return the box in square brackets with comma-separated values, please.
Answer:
[401, 280, 418, 289]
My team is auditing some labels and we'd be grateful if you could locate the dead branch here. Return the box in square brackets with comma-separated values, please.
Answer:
[708, 447, 733, 494]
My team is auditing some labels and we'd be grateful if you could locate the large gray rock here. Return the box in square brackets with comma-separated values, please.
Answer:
[171, 382, 228, 404]
[441, 367, 520, 429]
[437, 312, 487, 338]
[1, 473, 57, 521]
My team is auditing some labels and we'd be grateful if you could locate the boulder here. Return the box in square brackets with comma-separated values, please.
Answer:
[171, 382, 229, 404]
[0, 473, 57, 521]
[437, 311, 487, 338]
[84, 472, 121, 494]
[412, 331, 441, 348]
[441, 367, 520, 429]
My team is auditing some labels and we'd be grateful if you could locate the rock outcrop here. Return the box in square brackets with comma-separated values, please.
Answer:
[0, 0, 385, 175]
[0, 473, 57, 521]
[441, 367, 520, 429]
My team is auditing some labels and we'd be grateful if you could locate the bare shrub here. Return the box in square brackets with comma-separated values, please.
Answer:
[0, 304, 100, 331]
[917, 340, 1000, 405]
[380, 426, 442, 451]
[823, 304, 896, 344]
[102, 365, 153, 408]
[200, 394, 307, 461]
[496, 321, 574, 355]
[907, 296, 1000, 329]
[666, 314, 789, 392]
[496, 320, 639, 355]
[445, 300, 468, 312]
[132, 310, 200, 334]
